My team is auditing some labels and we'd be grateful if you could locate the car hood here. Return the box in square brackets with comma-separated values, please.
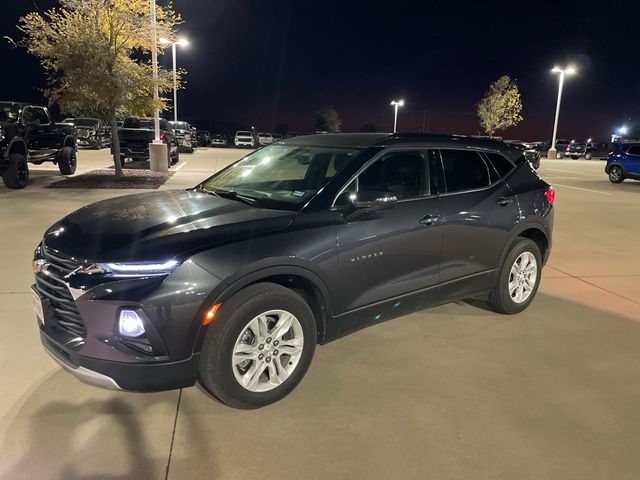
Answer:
[43, 190, 297, 262]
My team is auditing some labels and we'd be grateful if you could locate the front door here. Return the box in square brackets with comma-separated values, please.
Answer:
[335, 149, 443, 316]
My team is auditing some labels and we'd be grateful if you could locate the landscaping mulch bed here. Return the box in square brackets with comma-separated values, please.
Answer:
[46, 168, 174, 189]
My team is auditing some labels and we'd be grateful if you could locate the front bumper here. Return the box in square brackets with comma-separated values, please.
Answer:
[40, 329, 200, 391]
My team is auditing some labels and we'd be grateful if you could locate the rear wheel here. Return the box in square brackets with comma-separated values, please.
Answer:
[489, 238, 542, 314]
[57, 146, 77, 175]
[199, 282, 316, 409]
[585, 152, 592, 160]
[2, 153, 29, 189]
[608, 165, 624, 183]
[555, 152, 563, 159]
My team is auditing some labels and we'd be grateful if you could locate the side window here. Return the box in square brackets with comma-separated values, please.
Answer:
[440, 150, 490, 193]
[22, 107, 37, 125]
[626, 146, 640, 156]
[485, 152, 515, 179]
[33, 108, 50, 125]
[358, 151, 428, 199]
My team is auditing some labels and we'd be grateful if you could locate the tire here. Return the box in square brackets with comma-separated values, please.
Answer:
[555, 152, 563, 159]
[570, 155, 578, 160]
[92, 140, 101, 150]
[585, 152, 592, 160]
[608, 165, 624, 183]
[57, 146, 77, 175]
[2, 153, 29, 189]
[488, 238, 542, 315]
[199, 282, 317, 409]
[172, 150, 180, 165]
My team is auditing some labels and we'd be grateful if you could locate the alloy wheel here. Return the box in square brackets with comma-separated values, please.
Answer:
[231, 309, 304, 393]
[508, 252, 538, 304]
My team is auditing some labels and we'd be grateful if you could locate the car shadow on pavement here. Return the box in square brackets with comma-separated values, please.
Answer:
[0, 372, 178, 480]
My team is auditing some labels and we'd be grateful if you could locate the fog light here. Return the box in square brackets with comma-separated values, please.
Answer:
[119, 310, 145, 337]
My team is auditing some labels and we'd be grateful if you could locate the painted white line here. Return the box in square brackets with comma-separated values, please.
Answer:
[550, 182, 611, 195]
[174, 161, 188, 171]
[545, 168, 597, 175]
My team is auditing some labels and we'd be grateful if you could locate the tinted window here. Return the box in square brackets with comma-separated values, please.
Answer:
[440, 150, 490, 193]
[626, 146, 640, 156]
[485, 152, 515, 178]
[23, 107, 49, 125]
[358, 151, 428, 199]
[123, 118, 153, 129]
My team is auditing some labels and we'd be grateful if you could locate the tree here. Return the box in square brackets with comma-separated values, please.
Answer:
[359, 122, 378, 132]
[314, 106, 342, 133]
[274, 123, 289, 137]
[12, 0, 181, 177]
[476, 75, 523, 137]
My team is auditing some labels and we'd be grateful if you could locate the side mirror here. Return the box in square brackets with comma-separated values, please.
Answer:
[339, 190, 397, 220]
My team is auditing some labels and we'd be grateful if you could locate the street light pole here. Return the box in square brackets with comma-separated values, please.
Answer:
[150, 0, 160, 143]
[171, 42, 178, 122]
[390, 99, 405, 133]
[160, 38, 188, 123]
[548, 65, 576, 159]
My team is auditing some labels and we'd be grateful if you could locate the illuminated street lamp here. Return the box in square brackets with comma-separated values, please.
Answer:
[618, 126, 629, 135]
[548, 65, 576, 159]
[160, 37, 189, 122]
[390, 99, 405, 133]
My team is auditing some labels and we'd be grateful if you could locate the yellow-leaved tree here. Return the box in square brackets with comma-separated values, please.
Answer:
[11, 0, 183, 177]
[476, 75, 523, 137]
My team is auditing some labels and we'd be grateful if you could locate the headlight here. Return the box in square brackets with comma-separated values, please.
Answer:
[96, 260, 179, 277]
[0, 126, 4, 143]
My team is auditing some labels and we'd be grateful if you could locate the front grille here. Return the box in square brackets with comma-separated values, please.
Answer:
[35, 247, 86, 337]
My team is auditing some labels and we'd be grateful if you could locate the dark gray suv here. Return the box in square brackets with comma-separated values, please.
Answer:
[32, 133, 555, 408]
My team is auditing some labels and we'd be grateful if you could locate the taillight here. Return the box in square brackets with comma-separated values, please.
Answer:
[160, 131, 166, 142]
[545, 187, 556, 205]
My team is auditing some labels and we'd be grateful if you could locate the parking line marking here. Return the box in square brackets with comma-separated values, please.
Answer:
[550, 182, 611, 195]
[546, 168, 595, 175]
[174, 161, 188, 171]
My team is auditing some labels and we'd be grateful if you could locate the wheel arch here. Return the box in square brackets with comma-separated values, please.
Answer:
[499, 221, 551, 269]
[63, 135, 76, 149]
[6, 139, 27, 158]
[195, 265, 335, 352]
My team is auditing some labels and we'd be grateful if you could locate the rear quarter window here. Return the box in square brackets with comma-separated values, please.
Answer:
[440, 150, 490, 193]
[485, 152, 515, 179]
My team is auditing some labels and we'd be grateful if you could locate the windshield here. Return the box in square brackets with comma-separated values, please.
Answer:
[170, 121, 189, 130]
[123, 118, 154, 129]
[0, 102, 20, 123]
[70, 118, 99, 127]
[236, 131, 252, 136]
[199, 144, 364, 210]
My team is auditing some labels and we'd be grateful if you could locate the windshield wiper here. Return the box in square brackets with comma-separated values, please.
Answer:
[210, 188, 264, 207]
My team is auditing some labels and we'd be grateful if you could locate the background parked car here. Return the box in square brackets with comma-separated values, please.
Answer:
[566, 142, 594, 160]
[63, 117, 110, 150]
[168, 120, 194, 153]
[211, 133, 228, 147]
[234, 130, 255, 148]
[504, 140, 540, 169]
[196, 130, 211, 147]
[1, 101, 77, 189]
[553, 139, 571, 158]
[605, 142, 640, 183]
[116, 117, 179, 167]
[257, 132, 274, 146]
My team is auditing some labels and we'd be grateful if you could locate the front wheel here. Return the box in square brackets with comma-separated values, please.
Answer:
[2, 153, 29, 189]
[489, 238, 542, 314]
[199, 282, 317, 409]
[555, 152, 563, 159]
[585, 152, 592, 160]
[57, 146, 77, 175]
[608, 165, 624, 183]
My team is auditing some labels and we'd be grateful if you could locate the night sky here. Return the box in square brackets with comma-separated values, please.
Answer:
[1, 0, 639, 140]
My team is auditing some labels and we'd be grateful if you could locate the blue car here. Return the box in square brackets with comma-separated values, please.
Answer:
[605, 143, 640, 183]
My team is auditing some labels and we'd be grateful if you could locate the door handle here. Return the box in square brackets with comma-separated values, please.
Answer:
[496, 197, 514, 207]
[419, 214, 440, 226]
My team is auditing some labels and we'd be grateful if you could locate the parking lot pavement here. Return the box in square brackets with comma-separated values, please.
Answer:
[1, 155, 640, 479]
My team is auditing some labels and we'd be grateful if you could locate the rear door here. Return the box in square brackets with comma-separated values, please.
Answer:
[436, 149, 519, 290]
[335, 149, 443, 314]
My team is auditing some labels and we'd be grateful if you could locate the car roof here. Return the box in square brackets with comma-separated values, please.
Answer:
[279, 132, 517, 153]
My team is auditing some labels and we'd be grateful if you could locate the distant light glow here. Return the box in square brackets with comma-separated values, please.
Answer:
[618, 126, 629, 135]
